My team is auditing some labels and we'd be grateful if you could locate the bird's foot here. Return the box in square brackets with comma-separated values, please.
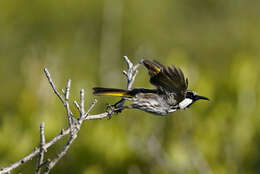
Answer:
[113, 107, 124, 114]
[106, 104, 124, 119]
[106, 104, 114, 119]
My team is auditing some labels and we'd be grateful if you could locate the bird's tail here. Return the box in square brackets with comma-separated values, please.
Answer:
[92, 87, 133, 97]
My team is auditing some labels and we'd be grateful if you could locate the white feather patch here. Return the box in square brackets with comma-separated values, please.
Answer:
[168, 109, 177, 113]
[179, 98, 193, 109]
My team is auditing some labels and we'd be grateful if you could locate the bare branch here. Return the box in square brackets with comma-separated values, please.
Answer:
[82, 99, 98, 120]
[80, 89, 85, 114]
[63, 79, 74, 131]
[65, 79, 71, 100]
[113, 56, 143, 108]
[43, 94, 96, 174]
[43, 68, 65, 105]
[44, 68, 73, 130]
[43, 134, 77, 174]
[61, 89, 65, 95]
[0, 56, 141, 174]
[122, 56, 143, 89]
[35, 122, 46, 174]
[73, 101, 80, 112]
[84, 112, 108, 120]
[0, 128, 70, 174]
[65, 102, 73, 131]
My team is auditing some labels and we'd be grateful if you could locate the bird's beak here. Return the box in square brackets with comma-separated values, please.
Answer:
[196, 95, 210, 101]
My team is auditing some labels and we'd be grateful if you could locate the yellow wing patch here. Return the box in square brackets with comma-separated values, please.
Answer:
[154, 66, 161, 73]
[153, 66, 161, 74]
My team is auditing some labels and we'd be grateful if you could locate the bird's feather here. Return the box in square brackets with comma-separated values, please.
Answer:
[93, 87, 133, 97]
[143, 59, 188, 103]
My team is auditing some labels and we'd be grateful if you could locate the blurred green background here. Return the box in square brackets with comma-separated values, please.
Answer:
[0, 0, 260, 173]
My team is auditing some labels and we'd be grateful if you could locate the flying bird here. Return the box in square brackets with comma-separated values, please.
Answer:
[93, 59, 209, 115]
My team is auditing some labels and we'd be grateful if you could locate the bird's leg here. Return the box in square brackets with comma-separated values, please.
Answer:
[106, 98, 132, 119]
[112, 98, 126, 108]
[112, 97, 132, 110]
[113, 105, 132, 113]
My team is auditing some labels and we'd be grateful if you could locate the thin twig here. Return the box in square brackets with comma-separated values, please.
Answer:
[43, 134, 77, 174]
[61, 89, 65, 95]
[84, 112, 108, 120]
[123, 56, 142, 89]
[35, 122, 46, 174]
[82, 99, 98, 119]
[80, 89, 85, 114]
[125, 56, 143, 90]
[73, 101, 80, 112]
[113, 56, 142, 108]
[65, 103, 73, 131]
[43, 68, 65, 105]
[65, 79, 71, 101]
[64, 79, 74, 131]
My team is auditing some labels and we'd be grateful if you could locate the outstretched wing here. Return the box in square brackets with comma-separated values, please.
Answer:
[143, 59, 188, 103]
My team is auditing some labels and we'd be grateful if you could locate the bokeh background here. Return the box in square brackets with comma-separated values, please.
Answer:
[0, 0, 260, 173]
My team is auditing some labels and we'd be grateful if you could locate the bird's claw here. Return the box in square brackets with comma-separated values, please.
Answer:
[106, 104, 114, 119]
[105, 104, 123, 119]
[113, 107, 123, 114]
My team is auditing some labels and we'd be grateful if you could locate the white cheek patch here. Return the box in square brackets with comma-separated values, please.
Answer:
[179, 98, 193, 109]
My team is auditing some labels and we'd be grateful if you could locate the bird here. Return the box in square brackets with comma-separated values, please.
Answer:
[93, 59, 209, 116]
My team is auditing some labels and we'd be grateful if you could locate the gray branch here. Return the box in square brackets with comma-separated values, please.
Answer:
[80, 89, 85, 114]
[123, 56, 143, 90]
[42, 133, 77, 174]
[0, 128, 70, 174]
[35, 122, 46, 174]
[0, 56, 141, 174]
[43, 68, 65, 105]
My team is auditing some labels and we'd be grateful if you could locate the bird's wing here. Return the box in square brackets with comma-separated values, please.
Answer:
[143, 59, 188, 102]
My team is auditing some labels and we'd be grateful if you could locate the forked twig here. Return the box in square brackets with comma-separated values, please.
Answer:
[0, 56, 141, 174]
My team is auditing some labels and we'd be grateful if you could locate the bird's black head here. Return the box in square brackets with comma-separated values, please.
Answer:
[186, 91, 209, 102]
[178, 91, 209, 109]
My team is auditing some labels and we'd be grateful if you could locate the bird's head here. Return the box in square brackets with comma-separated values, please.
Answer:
[186, 90, 209, 104]
[178, 91, 209, 109]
